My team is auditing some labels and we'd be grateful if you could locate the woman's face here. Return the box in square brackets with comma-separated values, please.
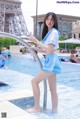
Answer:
[46, 15, 54, 30]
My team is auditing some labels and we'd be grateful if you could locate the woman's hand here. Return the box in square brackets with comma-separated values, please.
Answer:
[28, 36, 48, 53]
[28, 36, 38, 44]
[31, 46, 39, 51]
[31, 46, 46, 53]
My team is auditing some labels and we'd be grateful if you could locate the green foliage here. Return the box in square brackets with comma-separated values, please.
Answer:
[38, 37, 42, 41]
[59, 42, 80, 49]
[59, 35, 80, 49]
[59, 43, 65, 49]
[59, 35, 68, 41]
[0, 37, 16, 50]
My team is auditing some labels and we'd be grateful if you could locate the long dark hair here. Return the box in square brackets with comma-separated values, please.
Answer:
[42, 12, 58, 39]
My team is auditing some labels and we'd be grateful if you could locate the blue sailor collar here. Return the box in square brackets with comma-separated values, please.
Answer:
[42, 28, 60, 44]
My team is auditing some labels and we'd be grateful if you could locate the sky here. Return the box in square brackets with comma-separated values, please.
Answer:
[20, 0, 80, 33]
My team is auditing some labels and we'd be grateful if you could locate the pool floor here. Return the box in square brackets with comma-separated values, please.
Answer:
[10, 97, 34, 110]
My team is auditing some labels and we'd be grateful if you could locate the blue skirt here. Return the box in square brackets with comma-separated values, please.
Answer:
[42, 54, 61, 74]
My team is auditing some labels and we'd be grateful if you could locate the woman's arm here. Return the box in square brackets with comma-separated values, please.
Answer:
[31, 46, 46, 53]
[28, 36, 48, 50]
[28, 36, 55, 54]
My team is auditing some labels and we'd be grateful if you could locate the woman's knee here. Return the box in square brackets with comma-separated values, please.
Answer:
[31, 78, 39, 86]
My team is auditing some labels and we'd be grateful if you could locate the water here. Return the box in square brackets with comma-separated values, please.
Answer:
[10, 97, 34, 110]
[5, 54, 80, 90]
[0, 54, 80, 119]
[6, 54, 40, 75]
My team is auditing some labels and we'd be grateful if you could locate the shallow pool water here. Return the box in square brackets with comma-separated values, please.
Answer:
[0, 54, 80, 119]
[6, 54, 40, 75]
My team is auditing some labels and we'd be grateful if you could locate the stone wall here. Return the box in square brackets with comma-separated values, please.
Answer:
[72, 20, 80, 39]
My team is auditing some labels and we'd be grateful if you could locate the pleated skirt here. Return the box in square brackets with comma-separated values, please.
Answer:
[42, 54, 61, 74]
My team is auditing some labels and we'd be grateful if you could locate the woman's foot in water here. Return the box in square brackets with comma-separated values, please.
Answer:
[26, 107, 40, 113]
[52, 108, 57, 113]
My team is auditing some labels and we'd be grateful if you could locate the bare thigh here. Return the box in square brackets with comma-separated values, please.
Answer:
[48, 73, 57, 92]
[32, 71, 54, 84]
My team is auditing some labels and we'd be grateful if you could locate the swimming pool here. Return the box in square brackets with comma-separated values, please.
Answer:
[5, 54, 80, 90]
[6, 54, 40, 76]
[1, 54, 80, 93]
[0, 54, 80, 119]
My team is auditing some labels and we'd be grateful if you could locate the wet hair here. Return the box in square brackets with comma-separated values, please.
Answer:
[42, 12, 58, 39]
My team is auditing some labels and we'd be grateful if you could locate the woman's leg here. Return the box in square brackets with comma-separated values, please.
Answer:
[48, 73, 58, 112]
[27, 71, 53, 112]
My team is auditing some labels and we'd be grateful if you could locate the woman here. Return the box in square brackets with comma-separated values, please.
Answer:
[27, 12, 61, 113]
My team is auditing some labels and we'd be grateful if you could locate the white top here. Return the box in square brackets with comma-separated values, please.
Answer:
[43, 29, 59, 50]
